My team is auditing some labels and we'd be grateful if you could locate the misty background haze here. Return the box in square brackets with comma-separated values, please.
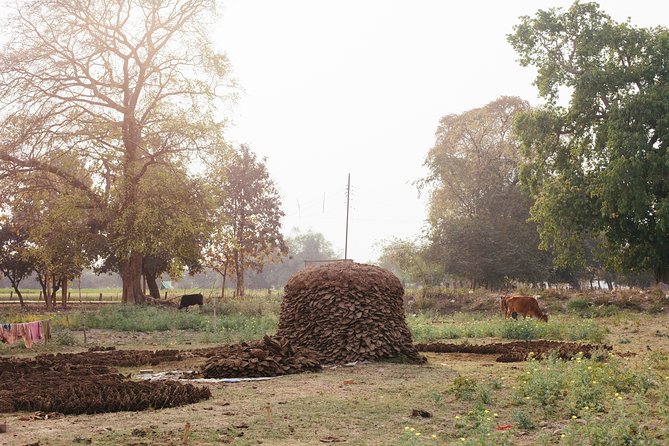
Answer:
[214, 0, 669, 263]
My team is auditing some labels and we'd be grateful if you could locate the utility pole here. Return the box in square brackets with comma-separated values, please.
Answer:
[345, 173, 350, 260]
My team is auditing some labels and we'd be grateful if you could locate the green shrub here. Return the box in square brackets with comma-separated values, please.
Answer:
[512, 410, 535, 430]
[449, 376, 478, 401]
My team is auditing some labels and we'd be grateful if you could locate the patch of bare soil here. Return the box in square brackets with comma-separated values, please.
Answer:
[415, 340, 612, 362]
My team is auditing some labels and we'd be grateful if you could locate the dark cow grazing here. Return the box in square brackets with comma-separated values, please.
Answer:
[178, 293, 204, 310]
[503, 295, 548, 322]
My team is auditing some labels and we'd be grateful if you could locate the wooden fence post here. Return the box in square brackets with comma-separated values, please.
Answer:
[99, 292, 102, 302]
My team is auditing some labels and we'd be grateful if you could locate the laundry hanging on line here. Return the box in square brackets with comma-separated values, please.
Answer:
[0, 320, 52, 349]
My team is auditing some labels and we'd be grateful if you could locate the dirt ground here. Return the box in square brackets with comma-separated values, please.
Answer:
[1, 312, 668, 446]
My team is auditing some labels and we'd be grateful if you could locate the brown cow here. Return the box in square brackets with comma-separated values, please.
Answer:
[499, 295, 516, 319]
[504, 295, 548, 322]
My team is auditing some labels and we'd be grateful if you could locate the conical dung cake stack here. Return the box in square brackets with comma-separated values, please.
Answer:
[277, 261, 426, 364]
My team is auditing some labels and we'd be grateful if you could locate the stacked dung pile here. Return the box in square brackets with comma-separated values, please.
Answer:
[36, 348, 183, 367]
[277, 261, 425, 364]
[200, 335, 321, 378]
[0, 357, 210, 414]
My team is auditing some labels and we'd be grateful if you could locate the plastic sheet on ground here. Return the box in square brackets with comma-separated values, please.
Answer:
[135, 370, 276, 383]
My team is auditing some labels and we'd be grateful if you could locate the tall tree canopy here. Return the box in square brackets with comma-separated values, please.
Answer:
[206, 145, 287, 297]
[0, 0, 229, 303]
[509, 2, 669, 282]
[421, 96, 551, 288]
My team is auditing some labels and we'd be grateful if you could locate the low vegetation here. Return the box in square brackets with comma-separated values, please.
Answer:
[408, 314, 607, 343]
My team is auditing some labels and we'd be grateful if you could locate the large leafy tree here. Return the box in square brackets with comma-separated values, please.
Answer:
[206, 145, 288, 297]
[509, 2, 669, 283]
[0, 0, 228, 303]
[3, 153, 101, 308]
[421, 96, 551, 288]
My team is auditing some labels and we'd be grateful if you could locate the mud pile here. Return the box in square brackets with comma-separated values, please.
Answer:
[200, 335, 321, 378]
[415, 340, 612, 362]
[0, 356, 210, 414]
[277, 261, 425, 364]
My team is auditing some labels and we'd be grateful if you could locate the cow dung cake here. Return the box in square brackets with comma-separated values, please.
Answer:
[277, 261, 426, 364]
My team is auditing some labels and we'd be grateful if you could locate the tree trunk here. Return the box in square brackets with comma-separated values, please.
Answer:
[61, 276, 68, 308]
[37, 273, 51, 310]
[121, 253, 145, 304]
[221, 262, 228, 299]
[7, 277, 25, 308]
[145, 273, 161, 300]
[50, 275, 61, 307]
[236, 251, 245, 297]
[654, 266, 669, 285]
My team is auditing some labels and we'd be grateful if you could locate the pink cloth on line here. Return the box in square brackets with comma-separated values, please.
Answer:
[28, 321, 41, 343]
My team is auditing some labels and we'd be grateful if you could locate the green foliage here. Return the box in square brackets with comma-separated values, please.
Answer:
[517, 353, 656, 420]
[560, 402, 658, 446]
[512, 410, 535, 430]
[0, 0, 230, 304]
[566, 298, 619, 318]
[509, 2, 669, 282]
[408, 313, 606, 343]
[62, 305, 277, 342]
[448, 376, 478, 401]
[204, 145, 288, 297]
[454, 403, 514, 446]
[499, 319, 552, 340]
[0, 220, 33, 303]
[376, 238, 442, 287]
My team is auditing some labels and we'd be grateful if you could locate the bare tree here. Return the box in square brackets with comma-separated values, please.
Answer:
[0, 0, 230, 303]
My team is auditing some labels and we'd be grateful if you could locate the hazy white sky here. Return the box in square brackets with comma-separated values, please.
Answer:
[1, 1, 666, 263]
[213, 0, 669, 262]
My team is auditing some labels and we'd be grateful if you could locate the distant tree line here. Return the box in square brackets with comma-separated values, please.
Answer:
[0, 227, 337, 299]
